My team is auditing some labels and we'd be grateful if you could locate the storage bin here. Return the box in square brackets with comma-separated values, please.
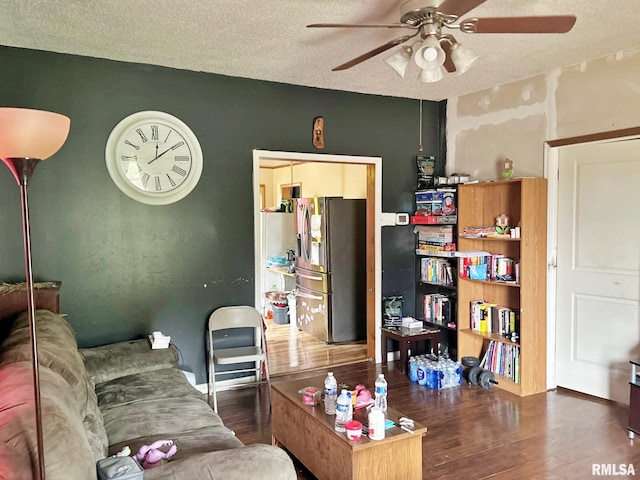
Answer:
[272, 303, 289, 324]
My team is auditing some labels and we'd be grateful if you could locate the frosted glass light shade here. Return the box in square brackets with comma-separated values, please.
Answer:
[384, 46, 413, 78]
[419, 65, 445, 83]
[414, 36, 446, 69]
[0, 108, 70, 160]
[450, 43, 479, 74]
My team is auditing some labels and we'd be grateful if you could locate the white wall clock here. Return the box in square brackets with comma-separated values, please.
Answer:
[105, 111, 203, 205]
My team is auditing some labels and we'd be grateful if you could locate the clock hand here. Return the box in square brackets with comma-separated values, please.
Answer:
[148, 146, 173, 164]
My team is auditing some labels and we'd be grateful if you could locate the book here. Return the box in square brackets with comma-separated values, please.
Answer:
[480, 340, 521, 383]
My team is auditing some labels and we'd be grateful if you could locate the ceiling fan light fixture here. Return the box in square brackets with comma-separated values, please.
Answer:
[419, 65, 444, 83]
[414, 35, 445, 69]
[384, 45, 413, 78]
[450, 42, 479, 74]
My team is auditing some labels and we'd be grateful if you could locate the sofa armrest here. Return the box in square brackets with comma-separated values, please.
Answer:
[80, 339, 179, 385]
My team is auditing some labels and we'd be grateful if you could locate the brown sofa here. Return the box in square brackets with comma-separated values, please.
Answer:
[0, 309, 296, 479]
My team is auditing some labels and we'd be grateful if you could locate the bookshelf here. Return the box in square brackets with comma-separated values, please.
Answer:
[456, 178, 547, 396]
[413, 186, 458, 360]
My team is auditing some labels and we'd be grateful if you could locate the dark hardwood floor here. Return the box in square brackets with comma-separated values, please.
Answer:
[264, 315, 368, 377]
[216, 360, 640, 480]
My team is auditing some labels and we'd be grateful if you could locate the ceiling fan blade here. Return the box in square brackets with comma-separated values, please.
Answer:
[439, 40, 456, 73]
[464, 15, 577, 34]
[307, 23, 416, 30]
[332, 34, 417, 71]
[437, 0, 487, 18]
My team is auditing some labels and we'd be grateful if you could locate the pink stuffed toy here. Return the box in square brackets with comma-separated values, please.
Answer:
[135, 440, 177, 469]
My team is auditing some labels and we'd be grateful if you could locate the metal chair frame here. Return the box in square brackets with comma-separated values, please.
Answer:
[207, 306, 271, 413]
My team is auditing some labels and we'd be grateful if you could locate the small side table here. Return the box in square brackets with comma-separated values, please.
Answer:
[381, 327, 440, 375]
[629, 358, 640, 439]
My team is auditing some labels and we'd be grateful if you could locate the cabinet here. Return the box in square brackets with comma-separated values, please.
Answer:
[413, 186, 458, 359]
[456, 178, 547, 396]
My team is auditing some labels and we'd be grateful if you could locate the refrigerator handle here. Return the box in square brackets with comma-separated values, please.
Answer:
[296, 291, 324, 301]
[296, 272, 323, 281]
[302, 204, 311, 263]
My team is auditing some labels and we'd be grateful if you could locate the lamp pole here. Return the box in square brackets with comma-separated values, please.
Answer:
[3, 157, 46, 480]
[0, 107, 70, 480]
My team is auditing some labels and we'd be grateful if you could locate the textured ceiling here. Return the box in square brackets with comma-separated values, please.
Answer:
[1, 0, 640, 101]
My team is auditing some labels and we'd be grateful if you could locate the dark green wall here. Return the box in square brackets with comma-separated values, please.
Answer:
[0, 46, 445, 383]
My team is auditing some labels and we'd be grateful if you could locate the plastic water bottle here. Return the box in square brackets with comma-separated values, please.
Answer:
[408, 357, 418, 383]
[335, 389, 351, 432]
[374, 373, 388, 414]
[417, 360, 428, 386]
[324, 372, 338, 415]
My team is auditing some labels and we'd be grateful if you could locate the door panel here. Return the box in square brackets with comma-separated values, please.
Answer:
[556, 139, 640, 402]
[296, 285, 331, 343]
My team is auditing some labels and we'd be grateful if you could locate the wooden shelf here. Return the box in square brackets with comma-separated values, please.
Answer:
[458, 328, 520, 347]
[459, 278, 520, 288]
[266, 267, 296, 278]
[459, 236, 521, 242]
[457, 178, 547, 397]
[417, 281, 456, 290]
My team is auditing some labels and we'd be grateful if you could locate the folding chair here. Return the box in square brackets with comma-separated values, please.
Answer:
[207, 305, 270, 413]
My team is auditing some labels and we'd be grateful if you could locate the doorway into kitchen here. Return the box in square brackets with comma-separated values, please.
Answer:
[253, 150, 382, 376]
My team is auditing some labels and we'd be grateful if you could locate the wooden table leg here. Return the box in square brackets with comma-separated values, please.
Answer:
[381, 331, 388, 365]
[399, 340, 409, 374]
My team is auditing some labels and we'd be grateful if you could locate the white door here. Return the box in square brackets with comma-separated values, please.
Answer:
[555, 139, 640, 403]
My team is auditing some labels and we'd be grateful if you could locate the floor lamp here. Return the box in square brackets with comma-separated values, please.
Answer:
[0, 107, 70, 480]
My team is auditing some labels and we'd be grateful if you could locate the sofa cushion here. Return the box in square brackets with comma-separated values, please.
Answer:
[140, 444, 297, 480]
[81, 339, 179, 385]
[0, 361, 97, 480]
[97, 367, 224, 446]
[108, 425, 244, 460]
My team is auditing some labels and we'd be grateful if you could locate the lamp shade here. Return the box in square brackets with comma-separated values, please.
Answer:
[0, 107, 70, 160]
[450, 43, 479, 74]
[414, 36, 446, 70]
[419, 65, 445, 83]
[385, 46, 413, 78]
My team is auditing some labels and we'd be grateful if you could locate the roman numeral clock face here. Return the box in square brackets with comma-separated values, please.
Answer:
[105, 111, 203, 205]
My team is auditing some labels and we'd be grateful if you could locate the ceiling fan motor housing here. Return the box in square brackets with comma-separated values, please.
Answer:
[400, 0, 440, 26]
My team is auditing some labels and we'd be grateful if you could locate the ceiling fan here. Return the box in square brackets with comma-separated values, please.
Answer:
[308, 0, 576, 82]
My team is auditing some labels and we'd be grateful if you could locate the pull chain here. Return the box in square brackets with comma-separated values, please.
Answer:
[418, 99, 423, 153]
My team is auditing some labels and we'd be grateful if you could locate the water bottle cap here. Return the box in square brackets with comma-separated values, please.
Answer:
[328, 372, 333, 376]
[378, 374, 384, 378]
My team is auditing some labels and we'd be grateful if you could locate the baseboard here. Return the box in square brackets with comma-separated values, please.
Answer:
[195, 375, 260, 395]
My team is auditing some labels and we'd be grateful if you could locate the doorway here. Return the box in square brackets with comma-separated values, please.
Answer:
[252, 150, 382, 375]
[547, 129, 640, 402]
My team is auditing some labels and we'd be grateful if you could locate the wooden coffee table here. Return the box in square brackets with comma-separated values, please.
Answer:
[271, 374, 426, 480]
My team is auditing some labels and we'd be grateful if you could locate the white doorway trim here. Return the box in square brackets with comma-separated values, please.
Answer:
[252, 149, 383, 362]
[544, 127, 640, 391]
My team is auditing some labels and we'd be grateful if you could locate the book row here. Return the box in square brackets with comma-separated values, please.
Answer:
[420, 257, 454, 286]
[422, 293, 453, 327]
[480, 341, 520, 384]
[469, 300, 520, 339]
[459, 253, 519, 283]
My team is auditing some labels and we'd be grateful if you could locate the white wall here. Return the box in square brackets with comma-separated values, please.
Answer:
[447, 46, 640, 180]
[447, 45, 640, 390]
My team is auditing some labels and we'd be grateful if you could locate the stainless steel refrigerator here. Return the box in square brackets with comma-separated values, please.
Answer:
[294, 197, 366, 343]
